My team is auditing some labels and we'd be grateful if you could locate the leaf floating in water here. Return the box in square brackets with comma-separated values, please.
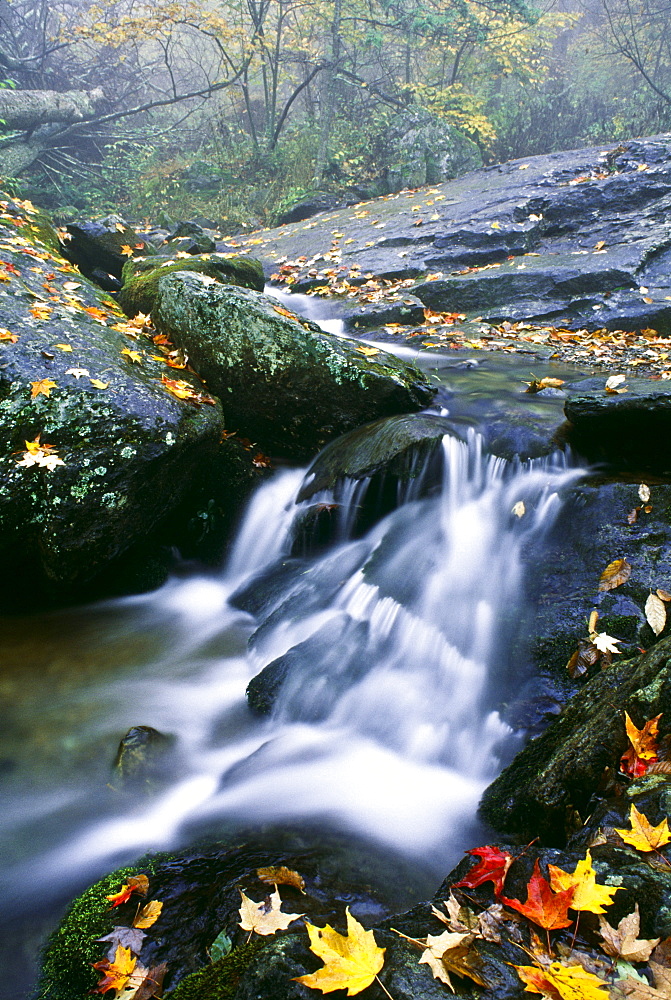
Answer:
[512, 501, 526, 518]
[598, 558, 631, 592]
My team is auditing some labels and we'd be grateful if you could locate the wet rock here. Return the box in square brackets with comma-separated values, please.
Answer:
[153, 275, 436, 461]
[35, 829, 434, 1000]
[163, 221, 216, 254]
[479, 635, 671, 844]
[62, 214, 155, 282]
[276, 192, 345, 225]
[564, 379, 671, 474]
[232, 134, 671, 335]
[335, 294, 427, 332]
[297, 413, 457, 500]
[0, 195, 228, 604]
[118, 252, 264, 317]
[112, 725, 175, 791]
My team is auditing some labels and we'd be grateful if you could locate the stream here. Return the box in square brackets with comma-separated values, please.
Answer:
[0, 293, 591, 998]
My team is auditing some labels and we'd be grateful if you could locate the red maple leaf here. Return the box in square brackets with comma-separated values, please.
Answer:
[453, 845, 514, 898]
[501, 859, 575, 929]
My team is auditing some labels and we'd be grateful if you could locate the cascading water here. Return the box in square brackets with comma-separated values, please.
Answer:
[0, 429, 583, 923]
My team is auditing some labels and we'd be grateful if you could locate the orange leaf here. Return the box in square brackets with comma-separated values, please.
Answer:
[515, 961, 608, 1000]
[30, 379, 57, 398]
[501, 860, 575, 929]
[620, 712, 661, 776]
[106, 874, 149, 908]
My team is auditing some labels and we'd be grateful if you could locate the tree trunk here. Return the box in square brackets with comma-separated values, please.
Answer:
[0, 88, 105, 130]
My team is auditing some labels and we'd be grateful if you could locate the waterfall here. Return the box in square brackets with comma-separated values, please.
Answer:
[3, 429, 582, 901]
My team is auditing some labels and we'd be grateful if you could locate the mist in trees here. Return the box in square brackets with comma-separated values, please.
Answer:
[1, 0, 669, 226]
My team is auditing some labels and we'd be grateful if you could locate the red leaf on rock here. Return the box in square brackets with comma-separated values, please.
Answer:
[501, 860, 575, 930]
[454, 845, 514, 898]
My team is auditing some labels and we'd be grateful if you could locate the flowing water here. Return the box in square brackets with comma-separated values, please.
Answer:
[0, 295, 589, 996]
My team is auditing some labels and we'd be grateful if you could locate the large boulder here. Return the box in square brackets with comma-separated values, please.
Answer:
[563, 378, 671, 473]
[153, 275, 436, 460]
[0, 195, 234, 603]
[376, 109, 483, 193]
[229, 134, 671, 336]
[118, 252, 264, 317]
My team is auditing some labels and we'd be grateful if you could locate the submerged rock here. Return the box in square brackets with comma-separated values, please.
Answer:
[112, 725, 175, 791]
[153, 275, 436, 460]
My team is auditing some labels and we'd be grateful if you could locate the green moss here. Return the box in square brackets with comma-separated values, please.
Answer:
[34, 862, 160, 1000]
[168, 942, 265, 1000]
[119, 255, 264, 317]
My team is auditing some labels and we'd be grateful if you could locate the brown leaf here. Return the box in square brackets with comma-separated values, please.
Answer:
[598, 905, 659, 962]
[598, 558, 632, 592]
[257, 866, 305, 893]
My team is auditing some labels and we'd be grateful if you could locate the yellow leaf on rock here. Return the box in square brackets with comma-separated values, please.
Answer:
[515, 961, 609, 1000]
[89, 379, 109, 390]
[598, 558, 631, 592]
[548, 850, 621, 914]
[355, 346, 380, 356]
[54, 343, 73, 352]
[30, 379, 57, 398]
[121, 349, 142, 364]
[616, 804, 671, 852]
[238, 887, 303, 936]
[133, 900, 163, 929]
[294, 907, 384, 995]
[419, 930, 487, 989]
[91, 944, 136, 994]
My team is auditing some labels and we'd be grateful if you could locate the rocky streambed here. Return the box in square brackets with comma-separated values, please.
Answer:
[4, 135, 671, 1000]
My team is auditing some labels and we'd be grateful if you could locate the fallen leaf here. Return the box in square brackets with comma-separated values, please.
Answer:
[91, 944, 137, 994]
[90, 379, 110, 390]
[525, 377, 565, 393]
[120, 245, 134, 257]
[650, 938, 671, 994]
[238, 887, 303, 936]
[615, 977, 669, 1000]
[0, 327, 18, 343]
[598, 905, 659, 962]
[639, 484, 651, 502]
[501, 859, 575, 929]
[657, 590, 671, 602]
[515, 961, 609, 1000]
[257, 866, 305, 892]
[591, 632, 621, 654]
[620, 712, 661, 776]
[209, 928, 232, 962]
[355, 346, 381, 356]
[121, 349, 142, 364]
[65, 368, 90, 379]
[454, 844, 514, 898]
[598, 558, 631, 592]
[96, 927, 147, 960]
[54, 343, 73, 352]
[615, 804, 671, 852]
[512, 501, 526, 518]
[133, 900, 163, 929]
[30, 379, 57, 398]
[606, 374, 627, 393]
[160, 375, 216, 405]
[645, 593, 666, 636]
[548, 850, 621, 913]
[106, 875, 149, 908]
[294, 907, 384, 995]
[419, 930, 486, 989]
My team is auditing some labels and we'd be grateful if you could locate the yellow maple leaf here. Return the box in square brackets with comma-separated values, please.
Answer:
[238, 887, 303, 936]
[294, 907, 384, 995]
[30, 379, 57, 398]
[616, 804, 671, 852]
[91, 943, 136, 994]
[54, 343, 73, 352]
[0, 328, 18, 343]
[515, 961, 609, 1000]
[355, 346, 380, 357]
[120, 244, 134, 257]
[89, 379, 109, 390]
[625, 713, 661, 761]
[121, 348, 142, 364]
[548, 850, 620, 914]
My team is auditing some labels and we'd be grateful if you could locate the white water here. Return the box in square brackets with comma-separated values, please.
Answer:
[1, 430, 583, 904]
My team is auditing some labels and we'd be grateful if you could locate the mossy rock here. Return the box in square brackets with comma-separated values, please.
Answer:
[169, 942, 265, 1000]
[63, 214, 156, 280]
[153, 274, 436, 461]
[480, 635, 671, 844]
[119, 254, 265, 317]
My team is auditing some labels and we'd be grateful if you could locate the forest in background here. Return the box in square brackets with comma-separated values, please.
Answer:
[0, 0, 670, 231]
